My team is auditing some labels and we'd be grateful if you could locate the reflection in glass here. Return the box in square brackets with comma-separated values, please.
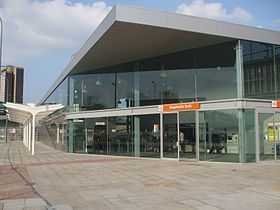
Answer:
[85, 118, 108, 155]
[108, 116, 133, 156]
[243, 41, 276, 99]
[137, 115, 160, 158]
[64, 41, 238, 112]
[69, 73, 115, 111]
[72, 120, 86, 153]
[116, 73, 134, 108]
[199, 110, 239, 162]
[179, 111, 196, 159]
[163, 113, 178, 158]
[44, 78, 68, 106]
[197, 67, 236, 101]
[71, 115, 160, 157]
[274, 113, 280, 160]
[244, 110, 256, 162]
[259, 113, 276, 160]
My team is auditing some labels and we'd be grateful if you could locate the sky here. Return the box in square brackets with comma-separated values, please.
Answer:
[0, 0, 280, 103]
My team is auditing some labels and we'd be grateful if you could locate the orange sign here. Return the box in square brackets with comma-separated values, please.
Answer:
[162, 102, 200, 112]
[272, 100, 280, 108]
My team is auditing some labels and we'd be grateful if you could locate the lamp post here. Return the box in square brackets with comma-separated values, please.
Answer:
[0, 17, 5, 143]
[0, 16, 3, 75]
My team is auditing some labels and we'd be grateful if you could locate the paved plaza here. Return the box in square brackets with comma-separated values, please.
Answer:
[0, 142, 280, 210]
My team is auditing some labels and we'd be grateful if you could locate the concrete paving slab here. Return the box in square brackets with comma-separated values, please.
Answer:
[48, 204, 73, 210]
[24, 198, 47, 207]
[1, 142, 280, 210]
[2, 199, 24, 209]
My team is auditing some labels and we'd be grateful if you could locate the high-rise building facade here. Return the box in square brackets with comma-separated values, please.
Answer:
[0, 66, 24, 104]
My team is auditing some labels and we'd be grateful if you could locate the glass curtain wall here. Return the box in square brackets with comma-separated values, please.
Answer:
[163, 113, 178, 158]
[108, 116, 133, 156]
[68, 114, 160, 158]
[69, 73, 115, 112]
[277, 46, 280, 98]
[273, 112, 280, 160]
[199, 110, 239, 162]
[69, 119, 86, 153]
[134, 115, 160, 158]
[258, 113, 276, 160]
[244, 109, 256, 162]
[85, 118, 108, 155]
[43, 78, 68, 106]
[66, 41, 237, 111]
[179, 111, 196, 159]
[242, 41, 280, 100]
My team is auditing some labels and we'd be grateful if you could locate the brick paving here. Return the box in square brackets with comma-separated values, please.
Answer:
[0, 141, 280, 210]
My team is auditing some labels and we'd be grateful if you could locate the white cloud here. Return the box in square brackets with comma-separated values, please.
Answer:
[0, 0, 112, 65]
[177, 0, 253, 23]
[274, 19, 280, 24]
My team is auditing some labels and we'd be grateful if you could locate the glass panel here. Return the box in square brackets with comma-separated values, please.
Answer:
[163, 113, 178, 158]
[179, 111, 196, 159]
[0, 119, 7, 143]
[242, 41, 275, 99]
[259, 113, 275, 160]
[43, 78, 68, 106]
[108, 116, 133, 156]
[276, 45, 280, 99]
[116, 72, 134, 108]
[160, 70, 196, 103]
[69, 73, 115, 111]
[61, 41, 238, 111]
[244, 110, 256, 162]
[85, 118, 108, 155]
[199, 110, 239, 162]
[199, 112, 207, 161]
[197, 67, 236, 101]
[138, 71, 162, 106]
[72, 120, 86, 153]
[136, 115, 160, 158]
[275, 112, 280, 160]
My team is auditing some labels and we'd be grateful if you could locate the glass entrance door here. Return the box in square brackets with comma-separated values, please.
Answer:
[179, 111, 196, 159]
[86, 118, 108, 155]
[273, 112, 280, 160]
[163, 113, 178, 158]
[258, 113, 276, 161]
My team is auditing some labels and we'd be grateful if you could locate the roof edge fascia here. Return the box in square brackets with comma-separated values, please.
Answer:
[115, 5, 280, 45]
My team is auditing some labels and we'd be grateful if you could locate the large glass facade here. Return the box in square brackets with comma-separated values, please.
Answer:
[68, 114, 160, 158]
[258, 113, 276, 160]
[108, 116, 133, 156]
[43, 41, 237, 111]
[163, 113, 178, 158]
[40, 37, 280, 163]
[44, 78, 68, 106]
[244, 109, 256, 162]
[199, 110, 239, 162]
[243, 41, 280, 100]
[179, 111, 196, 159]
[69, 73, 115, 112]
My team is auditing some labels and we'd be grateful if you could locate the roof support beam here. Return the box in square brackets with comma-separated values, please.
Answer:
[28, 120, 31, 152]
[31, 114, 36, 156]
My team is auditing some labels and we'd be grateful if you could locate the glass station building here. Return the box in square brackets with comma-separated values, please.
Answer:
[38, 6, 280, 163]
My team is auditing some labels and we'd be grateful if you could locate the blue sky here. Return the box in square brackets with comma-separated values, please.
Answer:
[0, 0, 280, 103]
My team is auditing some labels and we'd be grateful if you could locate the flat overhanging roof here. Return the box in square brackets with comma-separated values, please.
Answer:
[39, 5, 280, 104]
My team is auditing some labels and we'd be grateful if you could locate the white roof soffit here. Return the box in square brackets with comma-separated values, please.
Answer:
[39, 5, 280, 104]
[5, 103, 64, 124]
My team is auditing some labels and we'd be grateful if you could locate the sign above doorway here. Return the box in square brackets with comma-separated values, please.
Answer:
[272, 100, 280, 108]
[161, 102, 200, 112]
